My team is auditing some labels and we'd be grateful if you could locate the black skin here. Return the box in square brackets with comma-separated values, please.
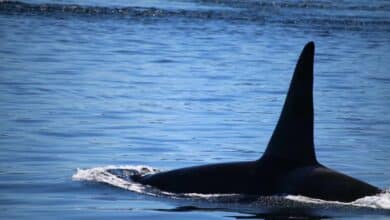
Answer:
[134, 42, 382, 202]
[138, 157, 380, 202]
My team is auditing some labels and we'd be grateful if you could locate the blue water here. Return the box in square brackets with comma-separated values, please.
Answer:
[0, 0, 390, 219]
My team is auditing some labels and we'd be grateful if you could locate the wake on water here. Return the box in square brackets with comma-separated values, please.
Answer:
[72, 165, 390, 210]
[72, 165, 237, 199]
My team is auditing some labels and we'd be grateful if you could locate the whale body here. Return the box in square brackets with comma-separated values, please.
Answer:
[134, 42, 381, 202]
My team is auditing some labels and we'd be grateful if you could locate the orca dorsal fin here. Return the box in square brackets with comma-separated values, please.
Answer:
[262, 42, 318, 165]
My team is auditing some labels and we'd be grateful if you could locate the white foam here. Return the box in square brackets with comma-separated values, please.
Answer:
[352, 190, 390, 209]
[286, 190, 390, 209]
[72, 165, 159, 195]
[182, 193, 238, 198]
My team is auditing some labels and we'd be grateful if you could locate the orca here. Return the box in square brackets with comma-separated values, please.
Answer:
[134, 42, 381, 202]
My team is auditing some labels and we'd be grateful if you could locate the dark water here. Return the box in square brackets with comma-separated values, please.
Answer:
[0, 0, 389, 219]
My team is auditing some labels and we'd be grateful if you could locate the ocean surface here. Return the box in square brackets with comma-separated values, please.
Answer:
[0, 0, 390, 219]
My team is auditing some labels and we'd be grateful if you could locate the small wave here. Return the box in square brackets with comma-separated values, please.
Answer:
[72, 165, 159, 195]
[1, 1, 389, 32]
[0, 1, 246, 21]
[286, 190, 390, 209]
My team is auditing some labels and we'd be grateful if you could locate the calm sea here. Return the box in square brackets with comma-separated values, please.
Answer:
[0, 0, 389, 219]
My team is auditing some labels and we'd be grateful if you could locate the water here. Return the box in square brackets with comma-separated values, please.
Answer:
[0, 0, 389, 219]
